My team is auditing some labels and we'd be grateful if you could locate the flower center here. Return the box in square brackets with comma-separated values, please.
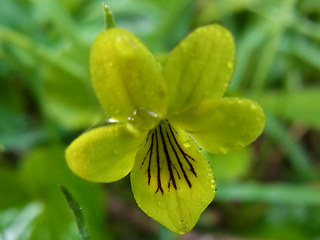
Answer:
[128, 107, 162, 132]
[140, 120, 197, 194]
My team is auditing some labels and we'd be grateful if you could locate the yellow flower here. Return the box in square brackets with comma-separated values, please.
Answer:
[66, 16, 265, 234]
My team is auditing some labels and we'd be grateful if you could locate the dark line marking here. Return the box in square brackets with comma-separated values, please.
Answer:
[165, 126, 192, 188]
[147, 132, 154, 185]
[155, 129, 164, 194]
[159, 124, 177, 190]
[141, 132, 153, 169]
[144, 131, 151, 147]
[172, 163, 181, 179]
[168, 123, 197, 177]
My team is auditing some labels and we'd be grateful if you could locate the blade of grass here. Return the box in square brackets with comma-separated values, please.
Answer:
[196, 0, 258, 25]
[230, 20, 270, 90]
[0, 25, 87, 82]
[252, 89, 320, 130]
[216, 182, 320, 205]
[264, 114, 317, 180]
[291, 37, 320, 70]
[59, 185, 92, 240]
[0, 202, 43, 240]
[295, 17, 320, 40]
[250, 0, 296, 91]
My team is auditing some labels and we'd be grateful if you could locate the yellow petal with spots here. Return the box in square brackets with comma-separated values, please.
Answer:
[66, 122, 146, 182]
[163, 24, 235, 115]
[170, 98, 265, 154]
[130, 120, 215, 234]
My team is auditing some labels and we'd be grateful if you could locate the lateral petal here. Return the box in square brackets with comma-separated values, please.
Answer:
[170, 98, 265, 154]
[66, 122, 146, 182]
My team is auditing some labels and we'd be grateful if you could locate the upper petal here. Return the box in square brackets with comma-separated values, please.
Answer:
[90, 28, 167, 125]
[163, 24, 235, 115]
[131, 120, 215, 234]
[169, 98, 265, 154]
[66, 122, 146, 182]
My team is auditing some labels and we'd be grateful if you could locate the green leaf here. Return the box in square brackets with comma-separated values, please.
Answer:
[60, 185, 91, 240]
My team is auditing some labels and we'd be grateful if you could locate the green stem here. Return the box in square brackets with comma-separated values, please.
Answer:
[103, 4, 116, 30]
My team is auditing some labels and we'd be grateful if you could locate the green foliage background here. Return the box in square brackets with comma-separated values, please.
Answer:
[0, 0, 319, 239]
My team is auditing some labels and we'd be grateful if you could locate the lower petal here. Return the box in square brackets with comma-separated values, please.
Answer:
[170, 97, 265, 154]
[66, 122, 146, 182]
[130, 120, 215, 234]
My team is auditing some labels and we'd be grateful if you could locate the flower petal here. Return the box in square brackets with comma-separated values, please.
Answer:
[163, 24, 235, 115]
[66, 122, 146, 182]
[170, 98, 265, 154]
[90, 28, 167, 126]
[131, 120, 215, 234]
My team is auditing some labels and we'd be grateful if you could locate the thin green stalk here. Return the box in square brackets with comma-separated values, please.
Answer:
[103, 4, 116, 30]
[59, 185, 92, 240]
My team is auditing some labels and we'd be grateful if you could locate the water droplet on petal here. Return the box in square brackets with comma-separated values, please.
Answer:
[250, 104, 258, 110]
[184, 143, 190, 148]
[107, 118, 118, 123]
[219, 147, 227, 154]
[227, 61, 233, 69]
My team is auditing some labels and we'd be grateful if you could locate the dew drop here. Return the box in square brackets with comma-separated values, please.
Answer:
[107, 118, 118, 123]
[219, 147, 228, 154]
[116, 36, 122, 42]
[179, 219, 185, 224]
[224, 31, 231, 39]
[250, 104, 258, 110]
[184, 143, 190, 148]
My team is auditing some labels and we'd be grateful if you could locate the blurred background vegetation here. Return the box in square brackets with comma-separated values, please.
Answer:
[0, 0, 320, 239]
